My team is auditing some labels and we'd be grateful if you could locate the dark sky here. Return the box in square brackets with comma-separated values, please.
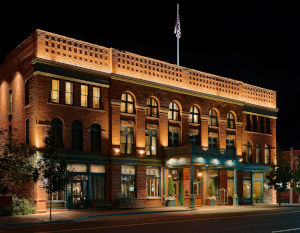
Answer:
[0, 1, 298, 150]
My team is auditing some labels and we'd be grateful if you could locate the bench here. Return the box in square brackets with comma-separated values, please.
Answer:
[278, 198, 290, 205]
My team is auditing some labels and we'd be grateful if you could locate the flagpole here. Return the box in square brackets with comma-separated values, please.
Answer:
[177, 3, 180, 66]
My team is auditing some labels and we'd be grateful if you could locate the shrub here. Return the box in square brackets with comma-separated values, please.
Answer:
[11, 196, 34, 215]
[168, 177, 175, 198]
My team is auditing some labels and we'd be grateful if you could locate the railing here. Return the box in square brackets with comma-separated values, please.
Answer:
[34, 30, 277, 109]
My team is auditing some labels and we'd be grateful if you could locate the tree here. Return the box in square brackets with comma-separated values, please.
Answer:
[0, 128, 38, 199]
[168, 177, 175, 198]
[37, 123, 72, 221]
[269, 146, 292, 199]
[290, 156, 300, 193]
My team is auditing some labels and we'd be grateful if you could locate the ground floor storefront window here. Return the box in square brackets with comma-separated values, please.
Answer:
[227, 170, 234, 198]
[121, 165, 136, 198]
[253, 173, 263, 203]
[146, 166, 160, 197]
[242, 172, 252, 204]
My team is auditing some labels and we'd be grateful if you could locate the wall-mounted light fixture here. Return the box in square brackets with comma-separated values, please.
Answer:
[113, 148, 120, 154]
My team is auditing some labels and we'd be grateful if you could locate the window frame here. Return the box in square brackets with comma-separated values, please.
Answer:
[81, 84, 88, 107]
[246, 142, 252, 163]
[146, 166, 160, 198]
[120, 126, 134, 155]
[189, 105, 200, 124]
[51, 79, 60, 103]
[93, 87, 101, 109]
[264, 144, 270, 164]
[256, 144, 261, 164]
[227, 112, 235, 129]
[90, 123, 101, 153]
[121, 93, 135, 114]
[209, 109, 218, 127]
[146, 98, 158, 117]
[208, 136, 218, 148]
[65, 81, 73, 105]
[145, 129, 157, 156]
[168, 102, 180, 121]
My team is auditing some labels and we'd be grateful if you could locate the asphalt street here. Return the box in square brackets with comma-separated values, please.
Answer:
[2, 206, 300, 233]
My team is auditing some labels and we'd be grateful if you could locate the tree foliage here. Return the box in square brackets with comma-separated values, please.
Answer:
[0, 129, 38, 197]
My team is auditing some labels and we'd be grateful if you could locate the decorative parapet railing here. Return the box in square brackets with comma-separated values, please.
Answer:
[34, 30, 276, 109]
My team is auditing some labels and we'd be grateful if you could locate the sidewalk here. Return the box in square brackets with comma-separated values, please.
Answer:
[0, 204, 293, 228]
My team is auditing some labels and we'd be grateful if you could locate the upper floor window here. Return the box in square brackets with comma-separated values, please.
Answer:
[145, 129, 157, 156]
[246, 114, 251, 131]
[266, 118, 271, 134]
[52, 118, 64, 150]
[72, 121, 83, 151]
[246, 142, 252, 163]
[260, 117, 265, 133]
[226, 139, 235, 150]
[209, 136, 218, 148]
[120, 126, 134, 154]
[264, 144, 270, 164]
[25, 119, 29, 144]
[189, 105, 200, 124]
[146, 98, 158, 117]
[252, 115, 258, 132]
[121, 93, 134, 114]
[81, 85, 88, 107]
[9, 90, 12, 114]
[168, 127, 180, 147]
[256, 144, 261, 164]
[51, 79, 60, 103]
[65, 82, 73, 105]
[209, 109, 218, 126]
[25, 81, 29, 105]
[90, 123, 101, 153]
[227, 112, 235, 129]
[93, 87, 100, 109]
[168, 102, 180, 121]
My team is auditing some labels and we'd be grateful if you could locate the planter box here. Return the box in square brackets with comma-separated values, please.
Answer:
[205, 198, 216, 206]
[167, 200, 176, 207]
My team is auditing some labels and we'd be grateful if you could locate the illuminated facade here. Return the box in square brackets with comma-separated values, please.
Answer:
[0, 30, 277, 211]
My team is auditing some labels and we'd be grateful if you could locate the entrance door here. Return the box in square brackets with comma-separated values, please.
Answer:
[173, 181, 179, 206]
[71, 181, 88, 208]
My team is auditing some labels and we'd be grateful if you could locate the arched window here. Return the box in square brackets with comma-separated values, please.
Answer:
[9, 90, 12, 114]
[209, 109, 218, 126]
[72, 121, 83, 151]
[146, 98, 158, 117]
[90, 124, 101, 153]
[121, 93, 134, 113]
[227, 112, 235, 129]
[52, 118, 63, 150]
[168, 102, 180, 121]
[264, 144, 270, 164]
[246, 142, 252, 163]
[25, 81, 29, 105]
[25, 119, 29, 144]
[256, 144, 261, 164]
[189, 105, 200, 124]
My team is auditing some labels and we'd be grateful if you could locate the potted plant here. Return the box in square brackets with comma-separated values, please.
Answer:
[206, 179, 216, 205]
[166, 177, 176, 206]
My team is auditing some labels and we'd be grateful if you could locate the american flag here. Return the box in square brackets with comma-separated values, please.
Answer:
[174, 17, 181, 38]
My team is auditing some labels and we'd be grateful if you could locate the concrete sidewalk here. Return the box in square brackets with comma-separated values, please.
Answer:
[0, 204, 292, 228]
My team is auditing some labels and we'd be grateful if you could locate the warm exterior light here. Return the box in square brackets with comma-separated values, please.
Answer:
[239, 157, 243, 163]
[138, 149, 145, 155]
[113, 148, 120, 154]
[211, 159, 219, 165]
[197, 171, 203, 177]
[226, 160, 234, 166]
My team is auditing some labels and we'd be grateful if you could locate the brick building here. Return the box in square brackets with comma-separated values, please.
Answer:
[0, 30, 278, 212]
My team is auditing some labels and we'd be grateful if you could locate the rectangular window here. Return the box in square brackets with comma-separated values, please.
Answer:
[146, 166, 160, 197]
[81, 85, 88, 107]
[9, 91, 12, 114]
[209, 136, 218, 148]
[189, 129, 199, 145]
[120, 126, 134, 154]
[51, 79, 60, 103]
[246, 114, 251, 131]
[145, 129, 157, 156]
[260, 117, 265, 133]
[252, 115, 258, 132]
[226, 139, 235, 150]
[93, 87, 100, 109]
[67, 164, 87, 172]
[65, 82, 73, 105]
[168, 131, 180, 147]
[121, 165, 136, 198]
[266, 118, 271, 134]
[227, 170, 234, 197]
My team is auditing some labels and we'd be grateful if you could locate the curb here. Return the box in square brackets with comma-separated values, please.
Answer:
[0, 209, 194, 228]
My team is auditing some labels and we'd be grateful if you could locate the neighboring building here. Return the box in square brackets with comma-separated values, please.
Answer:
[282, 148, 300, 204]
[0, 30, 277, 212]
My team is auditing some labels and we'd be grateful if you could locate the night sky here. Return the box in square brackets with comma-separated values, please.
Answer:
[0, 1, 298, 150]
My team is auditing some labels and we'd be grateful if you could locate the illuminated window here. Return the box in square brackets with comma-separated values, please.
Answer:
[264, 144, 270, 164]
[65, 82, 73, 105]
[227, 170, 234, 197]
[121, 165, 136, 198]
[120, 126, 134, 154]
[227, 112, 235, 129]
[189, 105, 200, 124]
[51, 79, 60, 103]
[52, 118, 63, 150]
[146, 166, 160, 197]
[145, 129, 157, 156]
[246, 142, 252, 163]
[9, 90, 12, 114]
[209, 109, 218, 126]
[81, 85, 88, 107]
[121, 93, 134, 113]
[168, 102, 180, 121]
[72, 121, 83, 151]
[90, 124, 101, 153]
[256, 144, 261, 164]
[93, 87, 100, 109]
[146, 98, 158, 117]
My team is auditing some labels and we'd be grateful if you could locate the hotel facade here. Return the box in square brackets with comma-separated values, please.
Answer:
[0, 30, 277, 212]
